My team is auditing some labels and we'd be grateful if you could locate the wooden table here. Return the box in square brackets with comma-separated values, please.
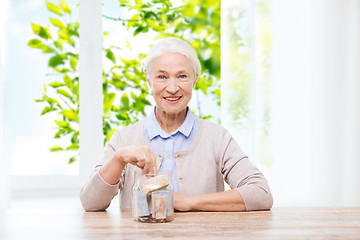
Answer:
[0, 207, 359, 239]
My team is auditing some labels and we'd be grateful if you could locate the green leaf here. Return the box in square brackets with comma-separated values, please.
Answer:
[50, 18, 65, 28]
[55, 120, 71, 128]
[103, 93, 116, 112]
[40, 106, 56, 115]
[49, 81, 65, 88]
[27, 39, 54, 53]
[49, 55, 65, 67]
[49, 145, 63, 152]
[54, 67, 70, 73]
[27, 39, 42, 48]
[127, 14, 141, 30]
[103, 120, 111, 133]
[116, 113, 130, 121]
[105, 128, 117, 143]
[130, 91, 137, 100]
[58, 29, 74, 45]
[31, 23, 52, 40]
[72, 84, 79, 97]
[66, 143, 79, 150]
[63, 74, 73, 89]
[60, 0, 71, 14]
[46, 1, 63, 16]
[70, 56, 77, 71]
[43, 96, 60, 106]
[54, 40, 63, 50]
[195, 77, 208, 94]
[71, 131, 79, 144]
[68, 156, 77, 164]
[147, 19, 164, 31]
[57, 89, 72, 99]
[213, 89, 221, 98]
[54, 128, 70, 138]
[121, 93, 130, 107]
[106, 50, 116, 63]
[62, 109, 79, 122]
[133, 26, 148, 36]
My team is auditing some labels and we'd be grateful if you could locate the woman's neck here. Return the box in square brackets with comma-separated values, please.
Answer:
[155, 107, 188, 134]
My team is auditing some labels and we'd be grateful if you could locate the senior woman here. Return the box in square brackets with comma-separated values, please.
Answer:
[80, 37, 273, 212]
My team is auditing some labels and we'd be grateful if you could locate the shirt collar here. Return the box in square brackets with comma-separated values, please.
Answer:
[145, 106, 196, 140]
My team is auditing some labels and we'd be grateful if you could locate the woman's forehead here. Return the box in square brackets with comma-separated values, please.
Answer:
[152, 53, 192, 68]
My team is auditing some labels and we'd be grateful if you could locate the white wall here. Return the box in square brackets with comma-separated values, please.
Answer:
[307, 0, 360, 206]
[0, 0, 10, 209]
[270, 0, 360, 206]
[0, 73, 9, 209]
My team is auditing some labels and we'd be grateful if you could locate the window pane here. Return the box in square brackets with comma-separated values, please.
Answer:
[101, 0, 221, 142]
[221, 0, 273, 171]
[5, 0, 79, 175]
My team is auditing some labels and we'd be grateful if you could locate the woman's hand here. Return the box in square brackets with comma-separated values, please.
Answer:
[173, 192, 195, 211]
[100, 145, 157, 185]
[117, 145, 157, 174]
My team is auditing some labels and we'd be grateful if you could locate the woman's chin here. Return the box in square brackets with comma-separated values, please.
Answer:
[156, 105, 188, 117]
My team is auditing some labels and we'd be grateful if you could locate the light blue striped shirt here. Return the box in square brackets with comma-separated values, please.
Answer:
[143, 107, 198, 192]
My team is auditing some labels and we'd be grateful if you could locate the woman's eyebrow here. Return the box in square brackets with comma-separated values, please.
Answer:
[177, 70, 190, 74]
[155, 70, 168, 74]
[154, 69, 189, 74]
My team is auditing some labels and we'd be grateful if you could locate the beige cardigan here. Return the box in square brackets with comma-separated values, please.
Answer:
[80, 117, 273, 211]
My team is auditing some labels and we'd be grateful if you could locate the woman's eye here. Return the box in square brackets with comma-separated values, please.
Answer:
[179, 75, 186, 79]
[158, 75, 166, 79]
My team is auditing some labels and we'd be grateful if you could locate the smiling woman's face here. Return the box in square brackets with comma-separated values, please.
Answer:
[147, 52, 196, 118]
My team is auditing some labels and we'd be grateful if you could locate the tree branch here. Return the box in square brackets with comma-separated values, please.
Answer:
[102, 14, 140, 22]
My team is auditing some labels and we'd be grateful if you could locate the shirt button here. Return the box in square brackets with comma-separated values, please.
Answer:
[179, 177, 183, 180]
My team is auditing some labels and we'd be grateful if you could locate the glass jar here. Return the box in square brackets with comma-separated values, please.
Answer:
[132, 171, 174, 223]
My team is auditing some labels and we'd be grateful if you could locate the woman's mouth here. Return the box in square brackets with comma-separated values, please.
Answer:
[164, 96, 182, 101]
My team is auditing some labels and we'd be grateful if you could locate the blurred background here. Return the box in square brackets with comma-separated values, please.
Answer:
[0, 0, 359, 209]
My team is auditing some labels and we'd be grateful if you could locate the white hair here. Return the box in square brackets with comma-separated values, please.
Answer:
[142, 37, 201, 80]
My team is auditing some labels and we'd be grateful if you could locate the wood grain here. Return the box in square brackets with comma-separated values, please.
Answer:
[0, 207, 359, 239]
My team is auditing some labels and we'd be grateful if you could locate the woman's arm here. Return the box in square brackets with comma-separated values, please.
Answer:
[174, 189, 246, 212]
[176, 121, 273, 212]
[80, 145, 157, 211]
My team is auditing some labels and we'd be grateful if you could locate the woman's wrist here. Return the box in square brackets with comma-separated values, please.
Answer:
[189, 195, 198, 211]
[100, 152, 127, 185]
[115, 149, 127, 169]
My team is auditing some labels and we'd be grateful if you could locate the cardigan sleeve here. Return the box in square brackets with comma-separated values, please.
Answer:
[79, 131, 122, 212]
[79, 167, 120, 211]
[220, 130, 273, 211]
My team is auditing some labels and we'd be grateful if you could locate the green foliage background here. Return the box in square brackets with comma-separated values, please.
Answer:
[29, 0, 220, 164]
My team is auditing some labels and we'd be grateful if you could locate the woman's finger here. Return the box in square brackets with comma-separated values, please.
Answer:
[141, 150, 157, 174]
[136, 160, 145, 169]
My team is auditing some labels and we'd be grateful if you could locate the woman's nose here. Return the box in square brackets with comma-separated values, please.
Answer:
[166, 78, 179, 93]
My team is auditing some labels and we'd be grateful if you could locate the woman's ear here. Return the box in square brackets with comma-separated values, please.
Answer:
[193, 74, 198, 88]
[147, 78, 152, 89]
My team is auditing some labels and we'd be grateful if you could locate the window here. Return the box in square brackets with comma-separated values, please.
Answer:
[3, 1, 82, 202]
[222, 0, 273, 172]
[4, 0, 359, 208]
